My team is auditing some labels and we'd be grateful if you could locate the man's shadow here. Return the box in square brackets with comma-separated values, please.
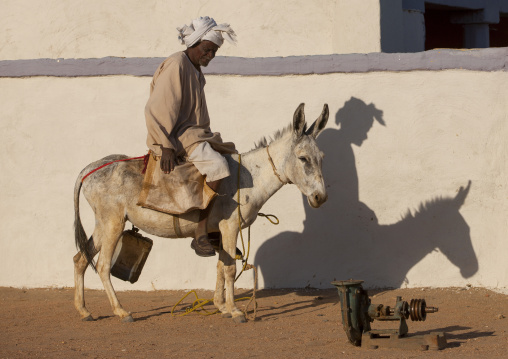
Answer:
[254, 97, 478, 289]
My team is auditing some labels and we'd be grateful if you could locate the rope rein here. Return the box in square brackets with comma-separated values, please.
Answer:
[171, 151, 280, 319]
[266, 146, 286, 185]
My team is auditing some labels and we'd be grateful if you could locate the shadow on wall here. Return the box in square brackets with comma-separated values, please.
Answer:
[254, 97, 478, 289]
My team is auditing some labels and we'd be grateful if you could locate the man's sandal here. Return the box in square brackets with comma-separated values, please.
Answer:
[209, 238, 243, 260]
[190, 236, 216, 257]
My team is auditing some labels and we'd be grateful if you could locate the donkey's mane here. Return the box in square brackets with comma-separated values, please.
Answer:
[252, 122, 307, 150]
[253, 123, 292, 149]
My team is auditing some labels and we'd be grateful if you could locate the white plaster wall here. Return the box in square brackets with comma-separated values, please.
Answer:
[1, 0, 434, 60]
[1, 70, 507, 293]
[0, 0, 337, 59]
[334, 0, 382, 53]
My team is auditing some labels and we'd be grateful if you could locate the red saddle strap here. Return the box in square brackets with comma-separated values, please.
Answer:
[81, 154, 150, 183]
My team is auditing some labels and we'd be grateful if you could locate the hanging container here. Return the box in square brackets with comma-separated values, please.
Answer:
[111, 229, 153, 284]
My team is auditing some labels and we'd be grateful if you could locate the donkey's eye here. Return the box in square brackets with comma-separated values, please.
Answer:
[299, 156, 309, 163]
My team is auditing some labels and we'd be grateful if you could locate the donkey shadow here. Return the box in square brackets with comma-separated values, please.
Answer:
[254, 97, 478, 289]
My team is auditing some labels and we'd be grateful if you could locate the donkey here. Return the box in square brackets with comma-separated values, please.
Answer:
[73, 103, 329, 323]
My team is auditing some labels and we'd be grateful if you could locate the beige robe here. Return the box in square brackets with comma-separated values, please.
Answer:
[138, 52, 236, 215]
[144, 51, 236, 157]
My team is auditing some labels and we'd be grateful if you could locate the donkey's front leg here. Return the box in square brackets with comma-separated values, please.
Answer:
[214, 258, 228, 316]
[218, 224, 246, 323]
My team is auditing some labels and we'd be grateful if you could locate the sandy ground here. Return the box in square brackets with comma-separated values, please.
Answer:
[0, 286, 506, 358]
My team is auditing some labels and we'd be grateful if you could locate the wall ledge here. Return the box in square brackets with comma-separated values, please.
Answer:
[1, 48, 507, 78]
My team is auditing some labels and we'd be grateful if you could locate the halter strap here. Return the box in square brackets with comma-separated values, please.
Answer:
[266, 146, 286, 185]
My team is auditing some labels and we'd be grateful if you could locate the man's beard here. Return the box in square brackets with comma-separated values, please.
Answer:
[199, 58, 212, 67]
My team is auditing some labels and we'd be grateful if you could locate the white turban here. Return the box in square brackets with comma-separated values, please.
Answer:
[177, 16, 237, 48]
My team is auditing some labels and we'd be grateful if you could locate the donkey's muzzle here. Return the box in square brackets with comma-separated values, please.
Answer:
[308, 190, 328, 208]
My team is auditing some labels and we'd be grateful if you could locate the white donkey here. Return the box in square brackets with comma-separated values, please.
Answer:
[73, 103, 329, 323]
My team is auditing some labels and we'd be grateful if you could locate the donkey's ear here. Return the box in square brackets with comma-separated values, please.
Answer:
[293, 103, 306, 139]
[306, 104, 329, 139]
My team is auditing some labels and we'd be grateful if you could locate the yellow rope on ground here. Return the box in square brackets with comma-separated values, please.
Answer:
[171, 153, 278, 319]
[170, 290, 217, 316]
[170, 290, 253, 317]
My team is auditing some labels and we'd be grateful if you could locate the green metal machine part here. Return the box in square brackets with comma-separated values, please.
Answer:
[331, 280, 446, 351]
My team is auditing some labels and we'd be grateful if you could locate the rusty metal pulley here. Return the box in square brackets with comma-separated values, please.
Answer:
[409, 298, 438, 321]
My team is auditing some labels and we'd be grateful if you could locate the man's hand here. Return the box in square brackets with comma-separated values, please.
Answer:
[161, 147, 176, 174]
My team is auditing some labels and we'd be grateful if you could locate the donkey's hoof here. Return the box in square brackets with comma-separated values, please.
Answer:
[121, 315, 134, 323]
[221, 312, 232, 318]
[81, 315, 94, 322]
[232, 315, 247, 323]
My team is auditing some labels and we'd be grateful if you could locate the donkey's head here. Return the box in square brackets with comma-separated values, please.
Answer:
[285, 103, 329, 208]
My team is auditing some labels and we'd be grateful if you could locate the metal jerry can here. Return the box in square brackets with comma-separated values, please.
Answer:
[111, 229, 153, 284]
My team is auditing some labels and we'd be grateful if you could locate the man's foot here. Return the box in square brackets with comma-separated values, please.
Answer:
[191, 235, 216, 257]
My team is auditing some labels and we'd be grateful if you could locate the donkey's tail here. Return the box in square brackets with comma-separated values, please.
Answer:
[74, 175, 97, 272]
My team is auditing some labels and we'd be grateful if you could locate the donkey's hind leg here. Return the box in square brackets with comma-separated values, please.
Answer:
[73, 236, 100, 321]
[94, 215, 133, 322]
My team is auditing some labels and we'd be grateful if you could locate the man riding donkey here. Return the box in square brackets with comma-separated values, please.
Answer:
[138, 16, 238, 257]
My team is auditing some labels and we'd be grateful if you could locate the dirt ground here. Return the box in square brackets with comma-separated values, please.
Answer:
[1, 286, 506, 358]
